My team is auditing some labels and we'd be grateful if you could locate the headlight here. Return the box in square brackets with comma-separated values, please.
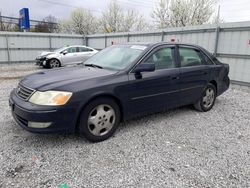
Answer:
[29, 91, 72, 106]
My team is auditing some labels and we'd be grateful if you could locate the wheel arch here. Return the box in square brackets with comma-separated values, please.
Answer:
[48, 58, 61, 67]
[209, 80, 217, 94]
[75, 93, 124, 132]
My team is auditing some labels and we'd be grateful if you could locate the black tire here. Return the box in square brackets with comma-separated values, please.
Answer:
[78, 97, 121, 142]
[194, 83, 216, 112]
[49, 59, 60, 69]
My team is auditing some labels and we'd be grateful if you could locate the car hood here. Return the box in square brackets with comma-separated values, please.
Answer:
[20, 66, 117, 91]
[40, 51, 54, 56]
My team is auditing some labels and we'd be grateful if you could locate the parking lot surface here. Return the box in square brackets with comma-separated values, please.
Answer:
[0, 64, 250, 187]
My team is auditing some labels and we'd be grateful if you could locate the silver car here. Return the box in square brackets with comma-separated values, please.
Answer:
[36, 45, 98, 68]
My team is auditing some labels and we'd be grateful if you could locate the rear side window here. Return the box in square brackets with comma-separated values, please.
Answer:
[179, 47, 206, 67]
[79, 47, 93, 52]
[144, 47, 176, 70]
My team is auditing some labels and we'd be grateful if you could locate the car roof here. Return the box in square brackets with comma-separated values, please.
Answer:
[65, 45, 88, 47]
[121, 42, 202, 48]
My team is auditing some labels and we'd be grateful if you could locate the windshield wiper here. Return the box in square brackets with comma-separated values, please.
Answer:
[84, 63, 103, 69]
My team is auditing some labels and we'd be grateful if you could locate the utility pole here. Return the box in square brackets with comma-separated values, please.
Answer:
[216, 5, 221, 26]
[0, 11, 3, 31]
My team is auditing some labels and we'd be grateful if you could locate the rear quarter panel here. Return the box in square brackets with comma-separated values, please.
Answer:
[210, 64, 230, 96]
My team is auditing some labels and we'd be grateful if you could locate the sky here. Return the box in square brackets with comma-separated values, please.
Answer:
[0, 0, 250, 23]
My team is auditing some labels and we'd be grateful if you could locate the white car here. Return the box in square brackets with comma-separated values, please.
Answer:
[36, 45, 98, 68]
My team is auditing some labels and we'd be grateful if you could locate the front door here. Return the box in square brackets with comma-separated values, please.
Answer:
[127, 45, 181, 117]
[61, 47, 79, 65]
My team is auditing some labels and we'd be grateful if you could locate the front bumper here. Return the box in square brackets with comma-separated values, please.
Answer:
[35, 57, 47, 66]
[9, 89, 77, 134]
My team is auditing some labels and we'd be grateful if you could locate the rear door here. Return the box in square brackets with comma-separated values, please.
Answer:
[78, 47, 96, 63]
[127, 45, 181, 116]
[177, 45, 211, 105]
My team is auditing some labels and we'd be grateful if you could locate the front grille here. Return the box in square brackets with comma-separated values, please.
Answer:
[16, 83, 35, 101]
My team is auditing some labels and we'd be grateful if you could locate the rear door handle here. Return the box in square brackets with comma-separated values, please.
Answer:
[171, 76, 180, 80]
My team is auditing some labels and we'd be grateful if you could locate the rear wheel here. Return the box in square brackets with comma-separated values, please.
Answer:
[49, 59, 60, 69]
[78, 97, 120, 142]
[194, 83, 216, 112]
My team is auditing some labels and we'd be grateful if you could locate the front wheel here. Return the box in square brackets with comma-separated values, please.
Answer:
[194, 83, 216, 112]
[78, 97, 120, 142]
[49, 59, 60, 69]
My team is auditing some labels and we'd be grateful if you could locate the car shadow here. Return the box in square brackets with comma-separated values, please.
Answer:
[13, 99, 223, 146]
[21, 106, 191, 143]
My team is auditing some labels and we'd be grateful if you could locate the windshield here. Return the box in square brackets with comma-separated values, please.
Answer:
[54, 47, 67, 53]
[84, 45, 147, 70]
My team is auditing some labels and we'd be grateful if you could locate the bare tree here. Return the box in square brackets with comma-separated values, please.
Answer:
[31, 15, 58, 33]
[211, 5, 223, 25]
[134, 15, 148, 31]
[101, 0, 148, 32]
[59, 8, 98, 35]
[0, 13, 19, 31]
[70, 8, 98, 35]
[43, 15, 58, 33]
[121, 10, 137, 32]
[151, 0, 171, 29]
[152, 0, 218, 28]
[58, 20, 74, 34]
[101, 0, 123, 32]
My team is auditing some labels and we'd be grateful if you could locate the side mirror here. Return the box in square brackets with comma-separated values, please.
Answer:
[133, 63, 155, 73]
[62, 50, 68, 55]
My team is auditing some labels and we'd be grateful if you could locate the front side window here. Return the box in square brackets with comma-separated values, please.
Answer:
[179, 47, 206, 67]
[144, 47, 176, 70]
[66, 47, 77, 53]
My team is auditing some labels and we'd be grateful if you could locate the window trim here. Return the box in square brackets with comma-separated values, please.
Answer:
[66, 47, 78, 53]
[179, 47, 206, 67]
[129, 44, 178, 73]
[78, 46, 93, 52]
[177, 45, 216, 67]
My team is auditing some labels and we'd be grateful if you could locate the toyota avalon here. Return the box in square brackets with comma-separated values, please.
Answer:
[9, 42, 230, 142]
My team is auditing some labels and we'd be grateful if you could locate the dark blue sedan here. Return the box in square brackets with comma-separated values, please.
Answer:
[9, 42, 230, 142]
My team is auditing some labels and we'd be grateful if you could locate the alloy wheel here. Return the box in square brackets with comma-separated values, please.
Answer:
[202, 88, 215, 108]
[87, 104, 116, 136]
[50, 59, 60, 68]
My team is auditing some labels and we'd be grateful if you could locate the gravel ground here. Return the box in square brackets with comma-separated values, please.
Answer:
[0, 63, 41, 79]
[0, 65, 250, 187]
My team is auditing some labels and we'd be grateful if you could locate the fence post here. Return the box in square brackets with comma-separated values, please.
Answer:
[161, 31, 165, 41]
[104, 35, 107, 48]
[5, 34, 10, 63]
[85, 36, 88, 46]
[127, 33, 130, 42]
[49, 35, 52, 51]
[214, 26, 220, 57]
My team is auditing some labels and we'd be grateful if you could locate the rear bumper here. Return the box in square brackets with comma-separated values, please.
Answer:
[9, 90, 77, 134]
